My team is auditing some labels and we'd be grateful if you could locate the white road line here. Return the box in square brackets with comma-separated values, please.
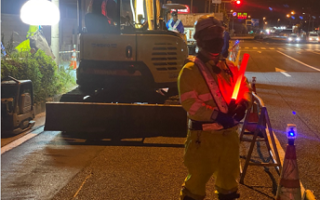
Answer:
[245, 47, 249, 49]
[281, 72, 291, 77]
[277, 51, 320, 72]
[253, 47, 258, 49]
[275, 67, 291, 77]
[1, 133, 37, 154]
[261, 47, 266, 49]
[307, 50, 320, 55]
[257, 51, 262, 53]
[269, 47, 275, 50]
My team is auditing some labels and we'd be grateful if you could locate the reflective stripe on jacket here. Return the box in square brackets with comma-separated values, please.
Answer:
[178, 58, 251, 129]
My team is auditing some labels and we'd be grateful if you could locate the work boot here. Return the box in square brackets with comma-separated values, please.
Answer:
[218, 192, 240, 200]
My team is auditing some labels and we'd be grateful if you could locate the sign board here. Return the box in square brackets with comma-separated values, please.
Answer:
[171, 5, 190, 14]
[212, 0, 222, 3]
[178, 13, 224, 27]
[237, 13, 247, 19]
[246, 19, 252, 26]
[251, 19, 259, 27]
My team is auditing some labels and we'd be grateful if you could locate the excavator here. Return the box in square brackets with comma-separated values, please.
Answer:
[45, 0, 189, 136]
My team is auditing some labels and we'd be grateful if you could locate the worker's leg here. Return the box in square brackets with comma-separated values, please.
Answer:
[180, 130, 220, 200]
[213, 126, 240, 200]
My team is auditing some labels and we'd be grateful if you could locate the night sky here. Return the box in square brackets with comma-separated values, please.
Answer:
[2, 0, 320, 27]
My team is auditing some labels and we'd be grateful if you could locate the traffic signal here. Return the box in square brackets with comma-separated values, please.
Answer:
[236, 0, 241, 5]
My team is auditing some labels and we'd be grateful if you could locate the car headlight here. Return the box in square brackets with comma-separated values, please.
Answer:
[296, 38, 300, 41]
[309, 38, 313, 40]
[318, 38, 320, 41]
[288, 37, 292, 41]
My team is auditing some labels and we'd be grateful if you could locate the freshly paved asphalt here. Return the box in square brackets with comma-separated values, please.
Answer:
[1, 40, 319, 200]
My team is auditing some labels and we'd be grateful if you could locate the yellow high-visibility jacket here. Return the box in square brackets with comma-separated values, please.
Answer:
[178, 58, 252, 128]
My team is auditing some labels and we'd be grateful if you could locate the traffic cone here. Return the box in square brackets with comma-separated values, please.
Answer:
[276, 142, 301, 200]
[69, 48, 77, 69]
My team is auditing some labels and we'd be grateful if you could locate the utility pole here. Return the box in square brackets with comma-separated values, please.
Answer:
[51, 0, 60, 66]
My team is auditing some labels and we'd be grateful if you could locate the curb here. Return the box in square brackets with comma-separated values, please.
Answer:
[304, 190, 317, 200]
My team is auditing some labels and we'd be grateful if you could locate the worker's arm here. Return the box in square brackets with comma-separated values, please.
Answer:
[177, 21, 184, 34]
[178, 63, 217, 122]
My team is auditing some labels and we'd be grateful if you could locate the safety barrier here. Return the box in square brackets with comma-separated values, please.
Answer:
[239, 92, 282, 184]
[241, 78, 317, 199]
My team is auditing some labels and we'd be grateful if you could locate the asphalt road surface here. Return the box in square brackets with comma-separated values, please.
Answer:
[2, 40, 320, 200]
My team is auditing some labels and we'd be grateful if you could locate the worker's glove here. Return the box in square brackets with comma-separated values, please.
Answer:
[213, 111, 235, 129]
[232, 99, 249, 122]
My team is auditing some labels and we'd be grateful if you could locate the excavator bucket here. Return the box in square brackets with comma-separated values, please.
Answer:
[44, 102, 188, 138]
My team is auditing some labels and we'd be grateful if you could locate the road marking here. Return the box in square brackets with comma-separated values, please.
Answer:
[275, 67, 291, 77]
[261, 47, 266, 49]
[1, 127, 44, 155]
[257, 51, 262, 53]
[73, 173, 93, 199]
[1, 133, 37, 154]
[253, 47, 258, 49]
[307, 50, 320, 55]
[236, 50, 241, 66]
[245, 47, 249, 49]
[277, 51, 320, 72]
[269, 48, 275, 50]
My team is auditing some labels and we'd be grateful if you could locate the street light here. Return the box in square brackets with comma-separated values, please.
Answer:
[286, 14, 290, 18]
[263, 17, 266, 20]
[265, 22, 268, 25]
[248, 15, 251, 19]
[291, 11, 295, 15]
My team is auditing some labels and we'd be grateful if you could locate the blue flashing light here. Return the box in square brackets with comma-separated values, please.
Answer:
[269, 7, 273, 11]
[292, 111, 296, 115]
[233, 12, 237, 17]
[291, 16, 295, 19]
[299, 16, 303, 20]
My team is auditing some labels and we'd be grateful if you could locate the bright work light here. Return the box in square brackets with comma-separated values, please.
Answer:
[20, 0, 60, 25]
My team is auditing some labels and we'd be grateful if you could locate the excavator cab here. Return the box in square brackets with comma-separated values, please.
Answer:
[1, 76, 35, 135]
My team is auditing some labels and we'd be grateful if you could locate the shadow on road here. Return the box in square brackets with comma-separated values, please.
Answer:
[54, 131, 186, 148]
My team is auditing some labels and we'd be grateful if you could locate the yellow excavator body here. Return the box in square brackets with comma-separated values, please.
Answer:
[45, 0, 189, 136]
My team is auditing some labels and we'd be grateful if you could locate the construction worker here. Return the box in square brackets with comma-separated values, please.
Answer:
[178, 14, 252, 200]
[221, 23, 231, 59]
[85, 0, 112, 33]
[166, 11, 184, 34]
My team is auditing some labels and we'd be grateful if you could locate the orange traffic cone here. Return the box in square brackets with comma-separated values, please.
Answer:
[276, 137, 301, 200]
[69, 48, 77, 69]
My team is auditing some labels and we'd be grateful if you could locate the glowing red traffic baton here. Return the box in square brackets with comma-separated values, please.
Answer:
[231, 53, 250, 101]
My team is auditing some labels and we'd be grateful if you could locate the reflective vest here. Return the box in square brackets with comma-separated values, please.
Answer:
[178, 58, 251, 131]
[168, 19, 181, 32]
